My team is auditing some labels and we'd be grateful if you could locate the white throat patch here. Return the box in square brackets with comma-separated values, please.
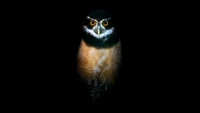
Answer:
[83, 26, 114, 39]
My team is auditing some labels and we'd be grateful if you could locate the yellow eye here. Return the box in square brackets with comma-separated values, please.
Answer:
[103, 21, 108, 26]
[90, 20, 96, 26]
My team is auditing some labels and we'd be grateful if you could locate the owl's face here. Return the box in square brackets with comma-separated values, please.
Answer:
[83, 10, 115, 42]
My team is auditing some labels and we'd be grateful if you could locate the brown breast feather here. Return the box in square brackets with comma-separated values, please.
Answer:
[77, 39, 121, 84]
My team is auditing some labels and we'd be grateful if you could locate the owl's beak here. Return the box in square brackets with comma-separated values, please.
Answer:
[97, 26, 100, 36]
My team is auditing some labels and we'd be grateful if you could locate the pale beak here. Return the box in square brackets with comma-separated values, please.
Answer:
[97, 26, 100, 36]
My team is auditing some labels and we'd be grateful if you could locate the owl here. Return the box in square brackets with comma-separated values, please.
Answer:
[77, 10, 121, 102]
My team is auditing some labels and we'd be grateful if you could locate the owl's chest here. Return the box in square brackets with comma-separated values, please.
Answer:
[87, 48, 111, 72]
[78, 45, 114, 74]
[77, 40, 121, 81]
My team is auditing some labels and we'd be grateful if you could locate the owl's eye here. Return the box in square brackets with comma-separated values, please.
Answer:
[102, 21, 108, 26]
[90, 20, 96, 26]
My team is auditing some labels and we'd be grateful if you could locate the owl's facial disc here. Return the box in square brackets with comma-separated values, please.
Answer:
[83, 16, 114, 40]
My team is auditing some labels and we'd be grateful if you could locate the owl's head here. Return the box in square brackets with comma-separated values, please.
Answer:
[82, 10, 116, 43]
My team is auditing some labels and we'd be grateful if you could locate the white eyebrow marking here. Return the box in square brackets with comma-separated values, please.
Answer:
[99, 17, 111, 23]
[87, 16, 92, 19]
[87, 16, 97, 22]
[87, 16, 111, 23]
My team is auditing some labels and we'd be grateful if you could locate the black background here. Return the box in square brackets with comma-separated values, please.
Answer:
[6, 1, 187, 111]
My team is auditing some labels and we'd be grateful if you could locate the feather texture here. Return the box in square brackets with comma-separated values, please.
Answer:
[77, 39, 121, 101]
[77, 39, 121, 84]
